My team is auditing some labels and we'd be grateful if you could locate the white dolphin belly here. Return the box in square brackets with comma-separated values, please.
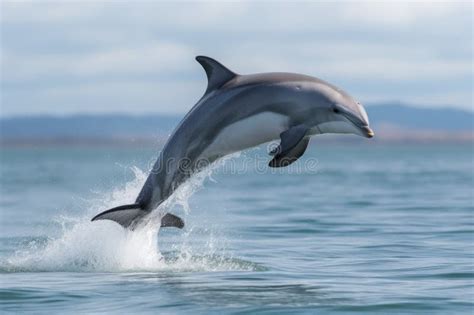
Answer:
[202, 112, 289, 157]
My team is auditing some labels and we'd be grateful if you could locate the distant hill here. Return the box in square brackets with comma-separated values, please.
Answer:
[0, 104, 472, 144]
[367, 103, 472, 131]
[0, 114, 181, 143]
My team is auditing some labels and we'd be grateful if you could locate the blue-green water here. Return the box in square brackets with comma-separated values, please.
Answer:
[0, 144, 473, 314]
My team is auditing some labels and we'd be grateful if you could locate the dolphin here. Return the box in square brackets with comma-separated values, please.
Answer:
[92, 56, 374, 229]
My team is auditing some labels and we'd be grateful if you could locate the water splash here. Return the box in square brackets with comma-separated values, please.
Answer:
[4, 160, 260, 273]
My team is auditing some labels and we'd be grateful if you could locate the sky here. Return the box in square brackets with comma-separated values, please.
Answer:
[1, 1, 472, 116]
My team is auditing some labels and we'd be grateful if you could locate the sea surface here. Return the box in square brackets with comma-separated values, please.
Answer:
[0, 143, 473, 314]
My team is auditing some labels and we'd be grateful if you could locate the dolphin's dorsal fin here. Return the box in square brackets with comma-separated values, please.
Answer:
[196, 56, 237, 94]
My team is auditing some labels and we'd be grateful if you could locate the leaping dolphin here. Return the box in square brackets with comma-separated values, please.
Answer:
[92, 56, 374, 229]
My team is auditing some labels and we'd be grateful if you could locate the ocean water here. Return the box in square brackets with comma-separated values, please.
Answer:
[0, 143, 472, 314]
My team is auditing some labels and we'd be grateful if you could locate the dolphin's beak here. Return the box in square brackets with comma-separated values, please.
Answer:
[360, 125, 375, 138]
[340, 110, 375, 138]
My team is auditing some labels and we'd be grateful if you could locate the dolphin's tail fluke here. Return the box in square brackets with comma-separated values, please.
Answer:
[91, 204, 184, 230]
[91, 203, 146, 228]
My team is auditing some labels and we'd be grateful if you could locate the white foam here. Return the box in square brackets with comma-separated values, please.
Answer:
[5, 162, 258, 273]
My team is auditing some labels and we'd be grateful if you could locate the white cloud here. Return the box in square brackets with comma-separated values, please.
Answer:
[3, 41, 194, 81]
[0, 1, 472, 116]
[2, 80, 204, 115]
[339, 1, 465, 28]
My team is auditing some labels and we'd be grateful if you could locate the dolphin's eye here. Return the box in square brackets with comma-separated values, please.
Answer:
[333, 108, 340, 114]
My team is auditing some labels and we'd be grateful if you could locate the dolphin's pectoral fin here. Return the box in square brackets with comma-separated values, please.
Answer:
[269, 125, 310, 168]
[161, 213, 185, 229]
[91, 203, 147, 229]
[272, 124, 309, 156]
[269, 137, 310, 167]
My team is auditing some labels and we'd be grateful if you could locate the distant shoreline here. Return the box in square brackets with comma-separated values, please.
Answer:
[1, 104, 472, 146]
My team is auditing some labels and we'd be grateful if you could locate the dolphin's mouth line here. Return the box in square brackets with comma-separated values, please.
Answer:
[341, 112, 374, 138]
